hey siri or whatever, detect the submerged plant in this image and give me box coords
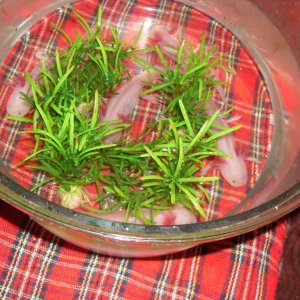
[7,7,239,224]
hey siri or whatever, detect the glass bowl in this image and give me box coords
[0,0,299,257]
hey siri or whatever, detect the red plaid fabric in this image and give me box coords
[0,201,287,299]
[0,0,287,299]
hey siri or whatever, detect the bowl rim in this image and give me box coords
[1,172,299,242]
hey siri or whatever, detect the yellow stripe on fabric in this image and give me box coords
[185,246,202,300]
[252,80,270,163]
[178,2,191,27]
[170,255,186,299]
[241,235,258,300]
[109,258,131,300]
[225,235,246,300]
[30,236,61,300]
[205,173,222,221]
[0,220,35,299]
[78,253,101,299]
[115,0,137,34]
[155,0,168,23]
[16,230,44,298]
[153,255,174,300]
[254,227,274,300]
[96,256,114,298]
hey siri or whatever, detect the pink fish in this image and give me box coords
[149,25,179,61]
[205,100,247,187]
[102,69,160,143]
[6,78,32,117]
[6,51,53,117]
[81,204,197,225]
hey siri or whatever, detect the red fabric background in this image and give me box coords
[0,202,286,300]
[0,201,287,299]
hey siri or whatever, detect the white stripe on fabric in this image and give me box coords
[242,235,258,300]
[78,253,100,300]
[171,256,185,300]
[254,228,274,300]
[17,232,44,298]
[225,235,246,300]
[29,236,60,300]
[154,255,174,300]
[185,247,202,300]
[108,259,130,300]
[0,221,35,299]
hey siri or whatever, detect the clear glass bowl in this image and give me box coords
[0,0,299,257]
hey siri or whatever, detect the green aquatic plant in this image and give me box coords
[8,7,239,223]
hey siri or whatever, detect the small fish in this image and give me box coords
[102,69,160,143]
[6,78,32,117]
[6,51,53,117]
[205,100,248,187]
[149,24,179,61]
[216,134,248,187]
[80,204,197,225]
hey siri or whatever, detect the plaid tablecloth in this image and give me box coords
[0,201,288,299]
[0,0,289,299]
